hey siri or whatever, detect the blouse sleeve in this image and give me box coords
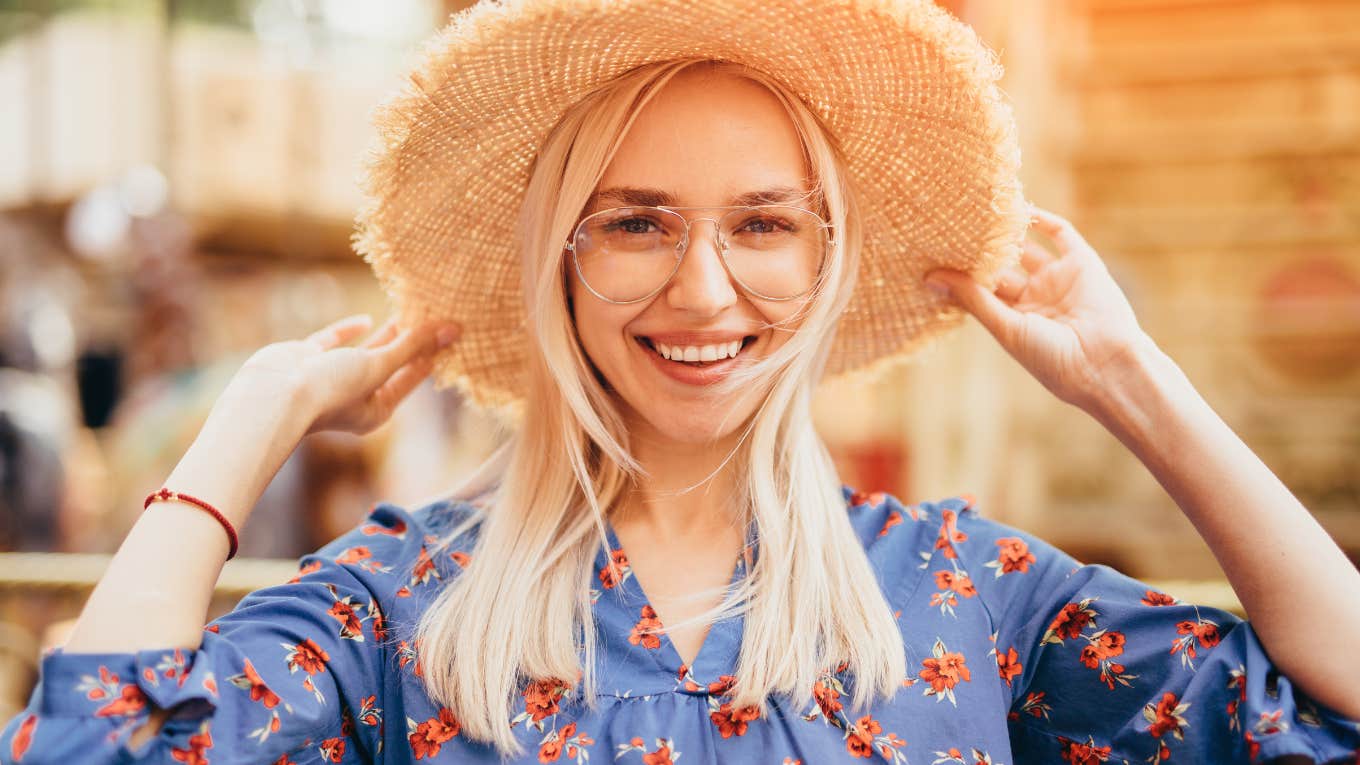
[0,501,423,765]
[934,499,1360,764]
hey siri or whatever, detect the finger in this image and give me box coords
[306,314,373,350]
[1028,206,1092,255]
[368,321,457,389]
[993,265,1029,303]
[370,354,435,418]
[362,316,400,349]
[923,268,1019,346]
[1020,239,1055,272]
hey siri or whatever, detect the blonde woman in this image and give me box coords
[4,2,1359,764]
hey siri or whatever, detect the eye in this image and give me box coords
[611,217,661,235]
[736,215,794,235]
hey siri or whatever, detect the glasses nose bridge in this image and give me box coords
[677,214,728,256]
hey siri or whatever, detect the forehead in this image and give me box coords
[593,68,812,209]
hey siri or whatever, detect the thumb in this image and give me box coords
[924,268,1018,344]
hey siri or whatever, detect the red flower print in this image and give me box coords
[450,550,470,568]
[1042,599,1098,645]
[1244,731,1260,760]
[707,675,736,696]
[271,755,296,765]
[849,490,885,508]
[996,646,1022,687]
[410,546,441,587]
[1011,691,1052,722]
[878,510,903,537]
[361,517,407,537]
[813,679,843,717]
[933,570,977,598]
[334,546,372,565]
[933,510,968,558]
[371,606,388,642]
[409,707,460,759]
[1079,630,1136,690]
[522,678,572,723]
[10,714,35,761]
[919,638,971,705]
[287,559,322,583]
[629,605,664,650]
[988,537,1036,575]
[286,639,330,675]
[539,734,564,762]
[398,640,424,677]
[1144,692,1190,739]
[598,549,631,589]
[356,694,383,727]
[319,736,345,762]
[709,702,760,738]
[1057,735,1112,764]
[642,743,675,765]
[94,684,147,718]
[1171,616,1222,669]
[170,728,213,765]
[845,715,882,758]
[1141,590,1177,606]
[328,600,364,641]
[1079,631,1126,669]
[230,658,281,709]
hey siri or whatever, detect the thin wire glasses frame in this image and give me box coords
[564,204,837,305]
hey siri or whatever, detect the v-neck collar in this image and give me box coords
[592,517,756,694]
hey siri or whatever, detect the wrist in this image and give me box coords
[163,382,313,529]
[1084,333,1194,448]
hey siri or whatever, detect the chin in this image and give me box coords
[628,397,754,446]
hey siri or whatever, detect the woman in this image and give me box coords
[4,1,1358,763]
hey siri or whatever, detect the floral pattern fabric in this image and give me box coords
[2,489,1358,764]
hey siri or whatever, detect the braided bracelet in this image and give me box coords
[143,488,240,560]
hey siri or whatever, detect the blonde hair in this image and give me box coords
[411,58,906,757]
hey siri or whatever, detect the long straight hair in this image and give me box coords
[412,58,906,758]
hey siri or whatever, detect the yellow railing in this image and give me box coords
[0,552,1247,615]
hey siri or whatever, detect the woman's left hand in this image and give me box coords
[922,205,1151,412]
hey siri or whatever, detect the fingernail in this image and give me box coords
[437,325,459,346]
[924,278,949,297]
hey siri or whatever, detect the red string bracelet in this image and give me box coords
[143,489,240,560]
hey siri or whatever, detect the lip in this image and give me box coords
[634,335,753,386]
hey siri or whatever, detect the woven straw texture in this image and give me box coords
[352,0,1029,412]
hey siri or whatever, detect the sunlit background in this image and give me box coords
[1,0,1358,719]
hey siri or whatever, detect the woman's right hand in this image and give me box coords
[233,313,460,438]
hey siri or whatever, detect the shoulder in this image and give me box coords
[285,495,484,606]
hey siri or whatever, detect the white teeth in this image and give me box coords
[649,339,745,363]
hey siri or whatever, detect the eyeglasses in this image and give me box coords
[564,205,835,304]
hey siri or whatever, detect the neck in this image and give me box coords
[613,422,745,543]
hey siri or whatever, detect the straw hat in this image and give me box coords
[352,0,1028,413]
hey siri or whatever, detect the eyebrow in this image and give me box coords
[588,185,819,209]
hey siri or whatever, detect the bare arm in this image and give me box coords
[924,205,1360,722]
[53,314,454,748]
[62,381,310,654]
[1088,334,1360,720]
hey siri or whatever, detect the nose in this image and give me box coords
[665,218,738,316]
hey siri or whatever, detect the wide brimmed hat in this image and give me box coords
[352,0,1028,413]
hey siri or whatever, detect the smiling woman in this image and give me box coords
[3,0,1359,764]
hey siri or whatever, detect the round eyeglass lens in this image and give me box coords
[572,207,685,302]
[718,205,828,300]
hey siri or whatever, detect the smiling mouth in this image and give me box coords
[635,336,756,367]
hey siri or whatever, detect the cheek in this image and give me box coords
[570,288,638,371]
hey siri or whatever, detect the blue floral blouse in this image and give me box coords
[3,489,1358,764]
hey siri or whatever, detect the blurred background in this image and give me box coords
[0,0,1357,719]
